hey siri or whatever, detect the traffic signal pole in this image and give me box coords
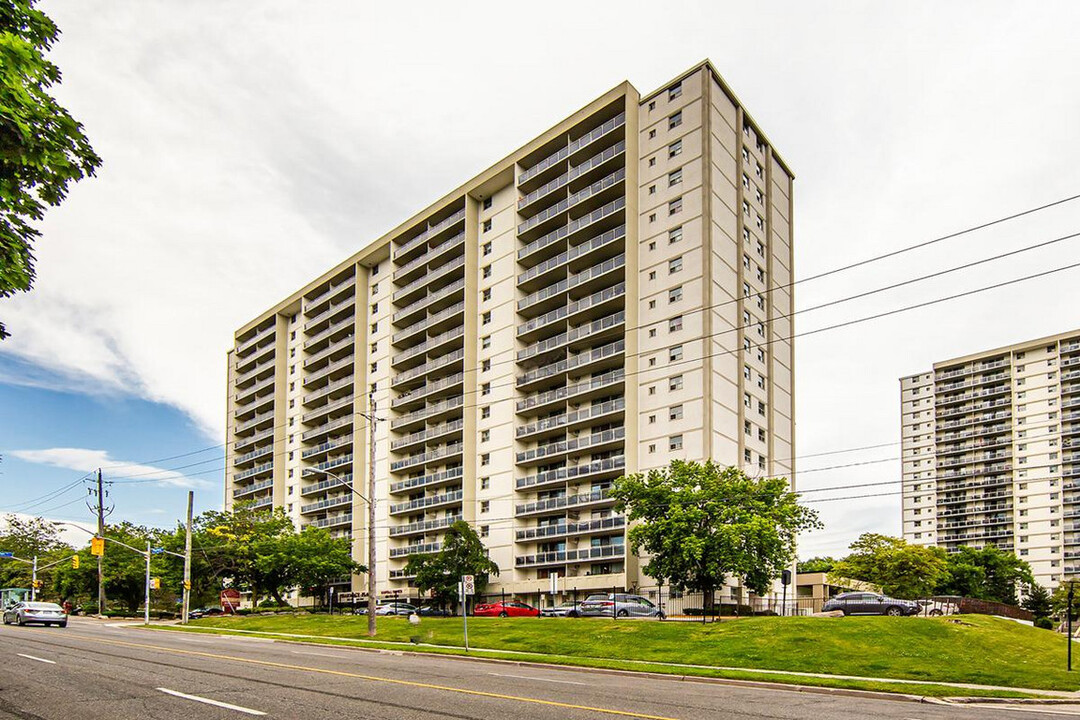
[183,491,193,625]
[96,469,106,615]
[31,556,37,601]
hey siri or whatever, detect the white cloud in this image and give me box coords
[8,448,213,489]
[0,514,95,549]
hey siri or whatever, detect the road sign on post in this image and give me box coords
[462,575,475,595]
[550,572,559,596]
[460,576,474,652]
[0,552,13,558]
[90,537,105,556]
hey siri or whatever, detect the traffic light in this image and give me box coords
[90,537,105,556]
[32,580,43,589]
[183,580,191,591]
[151,578,161,590]
[71,555,80,569]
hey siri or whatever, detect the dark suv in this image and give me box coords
[822,592,920,616]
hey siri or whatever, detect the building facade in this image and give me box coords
[226,60,795,604]
[901,330,1080,589]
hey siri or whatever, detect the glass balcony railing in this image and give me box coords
[515,515,625,542]
[233,478,274,499]
[515,543,625,567]
[390,442,464,472]
[517,368,625,414]
[516,455,626,490]
[389,489,464,516]
[391,349,466,388]
[389,541,442,558]
[389,466,464,495]
[389,513,463,538]
[515,488,614,516]
[390,419,464,451]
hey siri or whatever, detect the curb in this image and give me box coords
[133,625,1025,705]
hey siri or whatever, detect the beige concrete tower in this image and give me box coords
[226,60,796,605]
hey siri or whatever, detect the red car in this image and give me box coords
[472,601,540,618]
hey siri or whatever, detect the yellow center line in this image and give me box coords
[39,630,680,720]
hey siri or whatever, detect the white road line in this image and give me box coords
[488,672,588,686]
[985,708,1080,717]
[156,688,266,716]
[16,653,56,664]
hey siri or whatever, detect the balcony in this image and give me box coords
[392,278,466,326]
[234,340,275,375]
[515,488,615,517]
[252,496,273,510]
[517,282,626,341]
[234,462,273,483]
[234,445,273,467]
[389,466,464,495]
[391,349,465,389]
[391,418,464,452]
[519,203,626,269]
[303,312,356,351]
[389,542,441,559]
[234,427,273,453]
[303,356,354,388]
[515,543,625,568]
[308,453,353,473]
[390,395,464,432]
[515,514,625,542]
[301,436,352,461]
[517,398,626,440]
[233,478,274,499]
[393,325,465,368]
[393,256,465,304]
[235,410,274,434]
[390,489,464,516]
[309,514,353,530]
[301,415,353,442]
[233,391,273,421]
[300,494,352,515]
[394,208,466,262]
[517,311,625,364]
[392,372,464,410]
[516,454,626,491]
[390,442,464,472]
[517,368,625,415]
[303,376,353,406]
[517,111,625,190]
[517,340,625,391]
[301,394,353,424]
[389,513,463,538]
[517,427,626,465]
[234,375,275,403]
[303,335,354,370]
[303,294,355,333]
[236,323,275,357]
[394,231,466,284]
[393,301,465,347]
[935,358,1010,382]
[300,472,353,497]
[305,273,356,310]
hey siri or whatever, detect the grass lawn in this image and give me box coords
[157,613,1076,696]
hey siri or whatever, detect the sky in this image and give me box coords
[1,1,1079,556]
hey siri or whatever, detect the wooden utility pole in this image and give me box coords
[182,490,193,624]
[367,390,378,637]
[96,468,105,615]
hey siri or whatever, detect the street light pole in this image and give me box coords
[303,465,376,635]
[365,391,378,638]
[31,556,37,601]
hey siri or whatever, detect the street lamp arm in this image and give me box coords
[302,468,371,505]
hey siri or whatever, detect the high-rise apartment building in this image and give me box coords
[226,60,795,604]
[901,330,1080,589]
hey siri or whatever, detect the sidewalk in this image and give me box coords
[143,623,1080,699]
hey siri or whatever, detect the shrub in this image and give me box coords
[1035,616,1054,630]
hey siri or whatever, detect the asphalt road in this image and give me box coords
[0,617,1071,720]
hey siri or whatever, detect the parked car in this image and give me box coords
[417,605,452,617]
[375,602,418,616]
[2,601,68,627]
[917,597,961,617]
[822,592,921,616]
[188,607,223,619]
[473,601,540,618]
[579,593,664,618]
[540,601,582,617]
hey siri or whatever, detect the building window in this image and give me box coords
[648,101,656,111]
[669,435,683,451]
[482,196,493,210]
[668,168,683,186]
[481,383,491,396]
[668,82,682,100]
[669,345,683,362]
[482,359,491,372]
[481,500,490,513]
[648,241,656,251]
[482,311,491,324]
[755,162,764,179]
[371,283,378,295]
[668,111,682,129]
[669,375,683,391]
[648,270,657,280]
[648,157,656,167]
[482,219,492,233]
[756,240,765,257]
[648,185,656,195]
[482,265,492,279]
[480,525,489,538]
[648,299,656,309]
[668,139,682,158]
[648,129,656,139]
[668,197,683,215]
[669,226,683,244]
[758,400,766,416]
[480,476,490,489]
[480,430,490,442]
[743,200,750,217]
[481,406,491,419]
[483,242,492,256]
[482,336,491,349]
[744,421,752,435]
[758,428,766,442]
[669,256,683,274]
[648,213,656,222]
[669,405,683,421]
[482,288,492,301]
[744,449,752,462]
[669,315,683,332]
[648,444,656,453]
[649,328,657,338]
[481,454,490,466]
[669,286,682,303]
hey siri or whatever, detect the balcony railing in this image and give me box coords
[516,311,625,363]
[516,455,626,490]
[303,335,354,369]
[236,323,275,356]
[392,278,466,324]
[389,513,463,538]
[516,398,625,439]
[392,373,464,410]
[234,445,273,466]
[393,302,465,346]
[390,395,464,431]
[518,201,626,265]
[391,419,465,451]
[303,376,353,405]
[301,415,353,442]
[517,427,626,464]
[393,325,465,366]
[389,541,442,558]
[515,488,614,516]
[394,208,466,260]
[308,453,353,473]
[234,462,273,482]
[309,514,353,529]
[233,478,274,499]
[389,466,464,494]
[390,442,464,472]
[393,257,465,303]
[301,394,353,424]
[300,472,353,496]
[390,489,464,516]
[303,295,355,332]
[516,515,625,542]
[517,340,625,389]
[515,543,625,567]
[394,231,466,282]
[303,355,354,387]
[301,437,352,460]
[303,313,356,350]
[517,368,625,414]
[300,494,352,515]
[235,410,274,434]
[391,349,465,388]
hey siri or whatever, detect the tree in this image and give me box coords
[51,521,155,612]
[935,545,1034,604]
[199,504,298,605]
[1022,583,1052,620]
[0,514,66,589]
[404,521,499,609]
[797,556,836,574]
[830,534,949,599]
[290,527,365,604]
[611,461,820,604]
[1,0,102,338]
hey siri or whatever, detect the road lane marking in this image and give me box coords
[16,653,55,664]
[157,688,266,716]
[291,650,353,659]
[47,631,678,720]
[489,672,588,686]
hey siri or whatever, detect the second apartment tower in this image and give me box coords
[226,60,795,603]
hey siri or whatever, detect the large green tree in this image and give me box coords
[797,556,836,574]
[51,522,158,612]
[1022,583,1052,620]
[611,461,820,602]
[1,0,101,338]
[0,513,67,590]
[831,533,949,599]
[290,527,365,603]
[935,545,1034,604]
[404,520,499,609]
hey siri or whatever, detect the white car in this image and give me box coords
[3,601,68,627]
[375,602,417,616]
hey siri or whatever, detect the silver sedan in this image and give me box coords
[2,602,68,627]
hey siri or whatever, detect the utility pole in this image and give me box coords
[182,490,193,624]
[367,390,378,638]
[96,468,105,615]
[30,556,37,601]
[144,540,151,626]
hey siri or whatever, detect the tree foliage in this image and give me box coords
[51,521,160,612]
[797,556,836,574]
[1,0,101,338]
[612,461,820,598]
[0,513,66,588]
[1022,583,1052,620]
[935,545,1034,605]
[404,520,499,608]
[830,533,949,599]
